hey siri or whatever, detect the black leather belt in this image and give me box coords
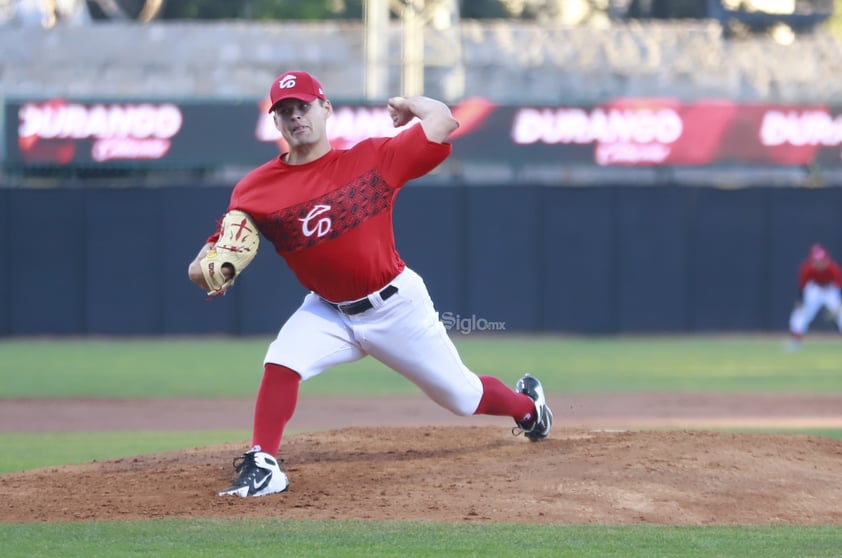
[323,285,398,315]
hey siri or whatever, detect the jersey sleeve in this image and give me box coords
[797,262,811,290]
[832,262,842,288]
[376,123,452,187]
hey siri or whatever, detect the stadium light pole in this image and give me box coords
[364,0,389,100]
[365,0,463,102]
[401,0,424,97]
[397,0,463,101]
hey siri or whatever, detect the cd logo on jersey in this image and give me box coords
[299,204,332,238]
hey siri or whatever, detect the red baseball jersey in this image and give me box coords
[798,257,842,290]
[207,123,450,302]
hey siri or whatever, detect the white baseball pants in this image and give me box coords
[789,281,842,334]
[263,267,484,416]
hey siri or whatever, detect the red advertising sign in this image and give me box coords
[6,98,279,168]
[16,100,182,164]
[5,96,842,170]
[505,99,841,166]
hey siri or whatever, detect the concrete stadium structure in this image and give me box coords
[1,19,841,104]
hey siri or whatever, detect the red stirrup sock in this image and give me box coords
[474,375,535,424]
[250,363,301,456]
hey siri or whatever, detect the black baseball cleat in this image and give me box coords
[218,447,289,497]
[513,374,553,442]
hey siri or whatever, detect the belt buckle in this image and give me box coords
[337,295,370,315]
[332,286,395,315]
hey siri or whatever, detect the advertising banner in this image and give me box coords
[5,96,842,169]
[6,99,277,167]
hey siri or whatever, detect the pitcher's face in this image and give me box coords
[273,99,331,148]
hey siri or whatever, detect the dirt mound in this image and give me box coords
[3,426,842,524]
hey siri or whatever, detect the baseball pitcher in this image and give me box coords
[188,71,553,498]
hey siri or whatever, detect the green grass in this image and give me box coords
[1,520,841,558]
[1,335,840,397]
[720,428,842,441]
[0,431,248,473]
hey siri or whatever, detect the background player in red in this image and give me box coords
[187,70,553,497]
[787,243,842,351]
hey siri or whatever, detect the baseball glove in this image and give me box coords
[199,210,260,296]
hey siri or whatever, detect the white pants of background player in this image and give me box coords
[263,267,484,415]
[789,281,842,335]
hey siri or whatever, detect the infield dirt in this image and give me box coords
[2,393,842,524]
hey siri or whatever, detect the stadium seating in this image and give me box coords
[0,20,840,103]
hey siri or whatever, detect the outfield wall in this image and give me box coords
[1,184,841,336]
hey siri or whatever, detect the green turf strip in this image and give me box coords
[1,336,841,397]
[1,521,841,558]
[0,431,248,474]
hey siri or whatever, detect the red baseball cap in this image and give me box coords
[810,243,828,261]
[268,71,326,113]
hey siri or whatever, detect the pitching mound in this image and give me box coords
[2,426,841,524]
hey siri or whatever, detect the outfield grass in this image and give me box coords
[1,335,840,397]
[0,431,248,473]
[1,335,841,556]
